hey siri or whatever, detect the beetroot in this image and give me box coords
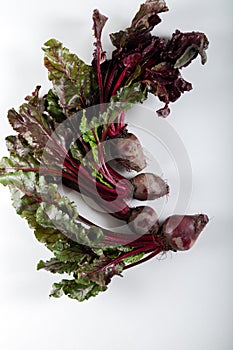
[131,173,169,200]
[161,214,209,251]
[108,133,146,172]
[128,206,159,235]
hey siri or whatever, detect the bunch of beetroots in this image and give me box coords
[0,0,209,301]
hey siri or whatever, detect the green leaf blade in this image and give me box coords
[43,39,98,110]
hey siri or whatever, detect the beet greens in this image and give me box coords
[0,0,209,301]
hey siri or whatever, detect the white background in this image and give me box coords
[0,1,232,349]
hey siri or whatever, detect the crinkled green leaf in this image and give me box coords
[36,196,98,246]
[7,88,53,151]
[51,240,91,263]
[0,154,38,177]
[74,258,124,287]
[4,89,79,179]
[102,82,146,125]
[50,279,107,301]
[0,170,37,193]
[43,39,97,110]
[34,226,66,249]
[6,88,75,174]
[37,258,80,275]
[1,136,40,175]
[36,203,78,238]
[86,226,105,245]
[38,236,125,298]
[111,81,146,107]
[9,175,67,245]
[6,135,32,157]
[8,185,67,249]
[0,171,59,202]
[36,198,106,248]
[45,89,66,123]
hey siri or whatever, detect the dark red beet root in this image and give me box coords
[161,214,209,251]
[128,206,159,235]
[108,133,146,172]
[131,173,169,200]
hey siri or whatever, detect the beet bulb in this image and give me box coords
[161,214,209,251]
[108,133,146,172]
[131,173,169,200]
[128,206,159,235]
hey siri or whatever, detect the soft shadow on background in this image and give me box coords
[0,1,232,349]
